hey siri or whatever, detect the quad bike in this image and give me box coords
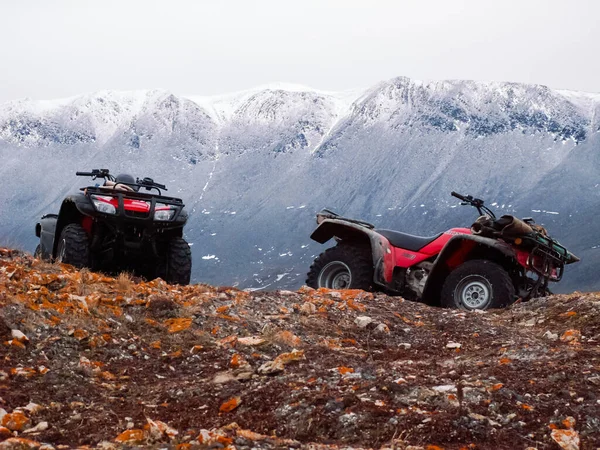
[35,169,192,285]
[307,192,579,310]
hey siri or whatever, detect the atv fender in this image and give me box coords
[421,235,517,306]
[310,219,392,287]
[52,194,95,257]
[37,214,58,259]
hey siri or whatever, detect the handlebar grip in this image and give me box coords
[451,191,467,201]
[76,171,93,176]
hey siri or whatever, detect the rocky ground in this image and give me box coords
[0,248,598,449]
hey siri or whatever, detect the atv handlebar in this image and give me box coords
[451,191,496,219]
[76,170,168,194]
[76,169,115,181]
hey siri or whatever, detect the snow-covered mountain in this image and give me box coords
[1,77,599,293]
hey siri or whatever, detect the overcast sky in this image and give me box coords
[1,0,599,103]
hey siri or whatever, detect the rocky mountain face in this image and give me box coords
[0,78,598,292]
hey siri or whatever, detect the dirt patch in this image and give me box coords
[0,248,598,449]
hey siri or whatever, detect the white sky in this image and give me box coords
[1,0,599,103]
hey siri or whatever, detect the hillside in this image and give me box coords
[1,248,598,449]
[0,77,599,294]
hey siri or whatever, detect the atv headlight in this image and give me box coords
[154,204,176,221]
[91,195,116,214]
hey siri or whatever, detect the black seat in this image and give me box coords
[375,229,443,252]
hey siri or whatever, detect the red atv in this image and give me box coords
[307,192,579,310]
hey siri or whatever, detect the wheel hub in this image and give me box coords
[457,278,492,309]
[318,261,352,289]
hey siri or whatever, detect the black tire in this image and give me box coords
[34,244,42,259]
[441,259,515,310]
[162,237,192,285]
[56,224,90,268]
[306,244,373,290]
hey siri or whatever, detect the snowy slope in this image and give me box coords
[0,77,599,292]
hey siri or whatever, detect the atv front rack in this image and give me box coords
[82,186,185,225]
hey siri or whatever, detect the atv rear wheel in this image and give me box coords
[160,237,192,285]
[56,224,90,268]
[441,259,515,310]
[306,245,373,290]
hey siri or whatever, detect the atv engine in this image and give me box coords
[406,261,433,297]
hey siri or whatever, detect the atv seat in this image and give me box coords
[376,229,443,252]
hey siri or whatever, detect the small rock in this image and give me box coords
[23,421,48,434]
[213,372,236,384]
[114,429,145,444]
[11,330,28,344]
[587,376,600,386]
[0,438,43,449]
[22,403,43,415]
[375,323,390,334]
[257,360,285,375]
[446,342,462,349]
[551,428,580,450]
[234,371,254,381]
[432,385,456,393]
[237,336,265,346]
[300,302,317,315]
[543,331,559,341]
[2,411,30,431]
[560,329,581,342]
[355,316,373,328]
[146,418,178,440]
[399,343,411,349]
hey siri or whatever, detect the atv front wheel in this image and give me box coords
[441,259,515,310]
[56,224,90,268]
[160,237,192,285]
[34,244,42,259]
[306,245,373,290]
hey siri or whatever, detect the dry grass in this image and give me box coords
[75,268,91,296]
[116,272,133,294]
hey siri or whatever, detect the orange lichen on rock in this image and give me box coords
[560,329,581,343]
[10,367,36,378]
[551,428,580,450]
[164,318,192,333]
[219,396,242,413]
[114,429,145,444]
[1,411,30,431]
[337,366,354,375]
[275,330,303,347]
[0,438,42,449]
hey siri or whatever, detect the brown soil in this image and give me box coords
[0,248,598,449]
